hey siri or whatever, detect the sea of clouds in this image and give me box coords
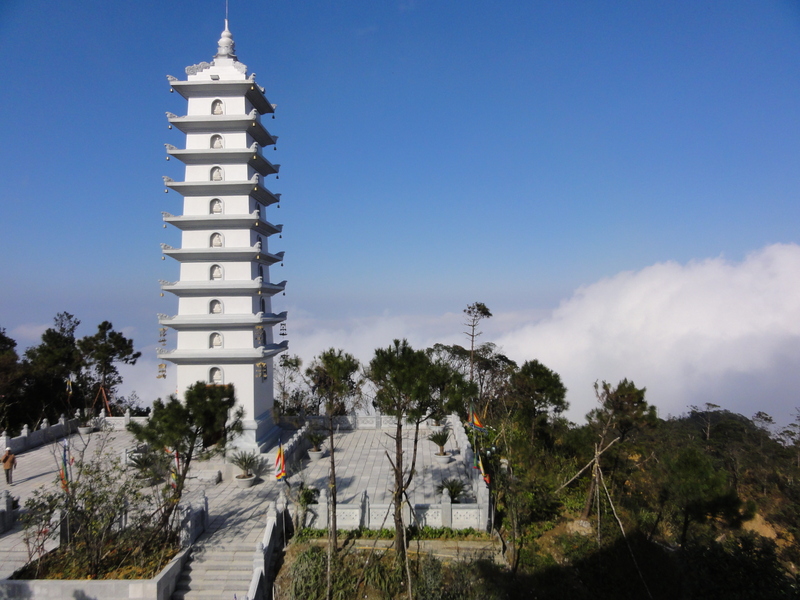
[113,243,800,429]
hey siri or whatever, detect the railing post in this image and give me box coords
[317,488,328,531]
[441,493,452,528]
[362,490,370,530]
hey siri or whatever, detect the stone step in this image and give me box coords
[176,576,252,590]
[192,542,256,553]
[172,588,249,600]
[184,556,253,573]
[177,573,251,587]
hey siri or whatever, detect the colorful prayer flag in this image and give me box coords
[467,405,486,433]
[478,453,490,485]
[275,442,286,480]
[59,439,71,492]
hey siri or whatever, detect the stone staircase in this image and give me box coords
[172,542,255,600]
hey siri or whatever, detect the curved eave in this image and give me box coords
[160,280,287,297]
[167,148,279,176]
[159,311,288,330]
[162,213,281,236]
[168,115,276,146]
[163,248,284,264]
[159,342,289,365]
[165,180,280,206]
[170,80,274,115]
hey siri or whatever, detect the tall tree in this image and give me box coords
[582,379,654,519]
[128,382,243,532]
[429,342,516,419]
[463,302,492,385]
[78,321,141,414]
[509,359,568,444]
[305,348,362,600]
[662,445,740,546]
[22,312,85,427]
[368,340,438,564]
[0,328,23,431]
[274,354,311,416]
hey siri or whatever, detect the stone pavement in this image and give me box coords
[0,424,474,596]
[297,427,474,505]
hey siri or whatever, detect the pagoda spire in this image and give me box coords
[216,20,237,59]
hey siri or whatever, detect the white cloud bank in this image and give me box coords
[119,243,800,428]
[495,243,800,425]
[287,243,800,426]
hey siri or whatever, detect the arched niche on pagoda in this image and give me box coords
[209,332,223,349]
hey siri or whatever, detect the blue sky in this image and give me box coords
[2,1,800,426]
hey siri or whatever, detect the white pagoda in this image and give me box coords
[158,22,288,450]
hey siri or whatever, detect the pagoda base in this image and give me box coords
[229,409,281,452]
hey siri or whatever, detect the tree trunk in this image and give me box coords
[581,460,597,520]
[393,418,406,563]
[680,511,690,547]
[327,416,336,600]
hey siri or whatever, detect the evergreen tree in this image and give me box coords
[128,382,243,532]
[77,320,141,414]
[21,312,85,428]
[306,348,362,600]
[368,340,439,563]
[0,327,23,431]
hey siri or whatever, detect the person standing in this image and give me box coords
[2,448,16,485]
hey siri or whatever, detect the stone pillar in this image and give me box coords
[441,493,452,528]
[125,409,132,426]
[0,490,11,533]
[0,432,8,452]
[41,418,49,430]
[362,490,370,529]
[266,500,278,525]
[59,414,67,427]
[402,500,412,529]
[317,488,328,531]
[253,542,266,575]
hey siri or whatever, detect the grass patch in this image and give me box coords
[274,542,507,600]
[12,534,179,580]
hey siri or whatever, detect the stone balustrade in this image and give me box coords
[0,415,79,456]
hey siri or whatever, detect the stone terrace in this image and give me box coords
[0,422,479,594]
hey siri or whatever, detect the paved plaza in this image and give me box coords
[297,426,474,505]
[0,423,474,594]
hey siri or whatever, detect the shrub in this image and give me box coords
[230,449,263,478]
[307,431,326,452]
[436,478,466,502]
[428,429,451,455]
